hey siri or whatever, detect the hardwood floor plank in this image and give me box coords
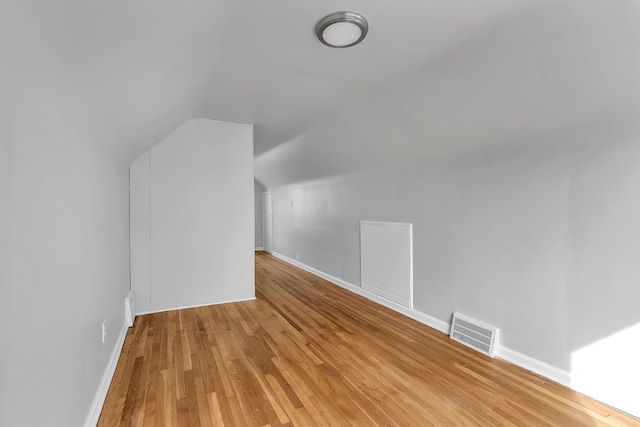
[99,252,640,426]
[120,356,144,423]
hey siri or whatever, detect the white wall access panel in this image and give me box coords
[360,221,413,308]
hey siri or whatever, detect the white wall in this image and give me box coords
[261,116,640,421]
[255,181,264,249]
[254,1,640,417]
[130,152,151,314]
[131,118,254,313]
[262,135,574,361]
[566,129,640,414]
[0,8,130,425]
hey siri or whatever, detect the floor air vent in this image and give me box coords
[450,313,499,357]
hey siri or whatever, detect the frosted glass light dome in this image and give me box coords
[316,12,368,48]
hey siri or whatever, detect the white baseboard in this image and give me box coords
[271,251,574,389]
[135,297,257,316]
[272,252,450,335]
[255,246,264,251]
[496,346,571,387]
[83,319,129,427]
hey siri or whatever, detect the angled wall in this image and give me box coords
[131,118,254,313]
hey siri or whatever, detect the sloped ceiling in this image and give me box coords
[255,0,640,188]
[5,0,640,178]
[4,0,542,161]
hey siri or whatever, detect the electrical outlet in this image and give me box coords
[102,320,107,343]
[296,252,299,260]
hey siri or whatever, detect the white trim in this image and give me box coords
[496,346,571,387]
[135,297,257,316]
[362,282,411,308]
[83,319,129,427]
[360,220,413,228]
[272,251,450,335]
[262,191,273,254]
[255,247,264,251]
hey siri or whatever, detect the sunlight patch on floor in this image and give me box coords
[571,321,640,418]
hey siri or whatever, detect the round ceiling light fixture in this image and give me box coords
[316,11,368,48]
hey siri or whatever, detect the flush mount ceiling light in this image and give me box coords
[316,11,368,48]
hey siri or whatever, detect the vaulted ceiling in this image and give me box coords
[4,0,640,181]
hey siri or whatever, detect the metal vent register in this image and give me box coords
[450,313,499,357]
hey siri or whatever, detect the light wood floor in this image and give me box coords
[99,252,640,426]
